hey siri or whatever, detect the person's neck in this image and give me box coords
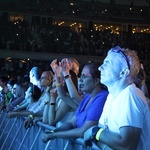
[90,86,101,98]
[43,86,51,92]
[32,80,41,88]
[27,97,34,103]
[108,80,132,98]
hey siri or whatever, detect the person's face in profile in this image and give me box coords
[29,71,34,84]
[79,66,95,93]
[25,87,32,100]
[12,84,17,97]
[40,72,51,87]
[99,53,122,86]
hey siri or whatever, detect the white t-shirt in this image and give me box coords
[99,83,150,150]
[29,91,50,114]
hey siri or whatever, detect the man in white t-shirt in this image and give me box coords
[84,46,150,150]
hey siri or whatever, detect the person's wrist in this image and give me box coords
[55,83,61,87]
[50,99,55,103]
[55,74,61,78]
[29,114,34,120]
[91,126,100,140]
[50,102,55,106]
[64,74,71,80]
[63,71,70,77]
[95,128,104,141]
[52,132,56,138]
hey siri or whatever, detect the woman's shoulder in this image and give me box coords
[97,89,109,97]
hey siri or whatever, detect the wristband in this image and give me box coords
[96,128,104,141]
[64,74,70,79]
[50,103,55,105]
[29,114,34,120]
[91,126,100,139]
[50,130,54,133]
[56,83,61,87]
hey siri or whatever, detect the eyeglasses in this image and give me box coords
[110,46,130,70]
[80,74,93,79]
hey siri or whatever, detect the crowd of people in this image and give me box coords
[0,19,150,82]
[0,46,150,149]
[0,1,150,149]
[0,0,149,20]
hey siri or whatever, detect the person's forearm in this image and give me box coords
[55,76,67,99]
[16,110,31,117]
[43,104,49,124]
[48,102,56,125]
[54,122,74,132]
[98,129,130,150]
[56,77,78,109]
[32,110,43,117]
[64,76,81,104]
[54,126,83,139]
[17,102,29,110]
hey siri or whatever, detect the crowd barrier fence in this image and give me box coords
[0,111,100,150]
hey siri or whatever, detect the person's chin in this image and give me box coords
[100,79,104,84]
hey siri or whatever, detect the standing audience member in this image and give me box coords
[42,62,108,142]
[134,68,150,99]
[134,67,150,109]
[5,78,16,106]
[83,46,150,150]
[6,83,27,112]
[22,74,31,90]
[7,85,41,118]
[50,58,79,109]
[23,71,53,128]
[7,79,17,94]
[29,66,42,90]
[0,76,11,111]
[42,75,73,126]
[68,57,80,77]
[42,58,79,126]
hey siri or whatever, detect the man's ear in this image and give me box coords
[119,69,130,77]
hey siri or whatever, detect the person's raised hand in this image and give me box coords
[50,59,62,77]
[60,58,71,76]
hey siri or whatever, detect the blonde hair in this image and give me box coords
[43,71,54,85]
[121,48,140,79]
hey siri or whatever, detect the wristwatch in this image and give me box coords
[91,126,100,140]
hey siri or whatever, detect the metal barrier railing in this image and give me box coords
[0,112,100,150]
